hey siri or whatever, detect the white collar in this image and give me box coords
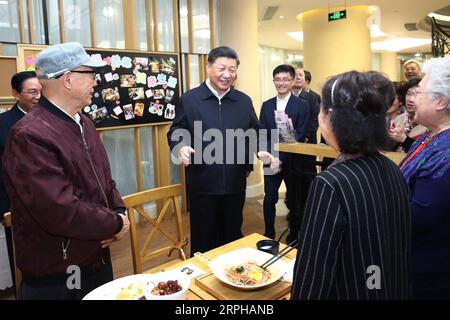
[277,92,291,102]
[206,79,230,100]
[48,100,83,133]
[16,104,27,115]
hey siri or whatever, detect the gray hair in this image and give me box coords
[403,59,422,70]
[423,57,450,110]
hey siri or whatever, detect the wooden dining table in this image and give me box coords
[276,142,406,165]
[144,233,297,300]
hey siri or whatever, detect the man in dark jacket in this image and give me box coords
[0,71,41,293]
[259,64,310,239]
[2,42,130,300]
[168,46,263,256]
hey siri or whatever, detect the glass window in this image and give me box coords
[181,54,187,92]
[0,0,20,42]
[157,0,174,52]
[31,0,45,44]
[179,0,188,53]
[192,0,210,54]
[1,43,18,56]
[135,0,147,51]
[189,54,200,89]
[102,129,138,196]
[64,0,91,46]
[47,0,60,44]
[94,0,125,49]
[22,0,30,43]
[170,156,181,184]
[140,127,155,190]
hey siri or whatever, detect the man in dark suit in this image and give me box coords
[304,70,321,105]
[292,67,319,143]
[259,64,310,239]
[168,46,262,256]
[0,71,41,292]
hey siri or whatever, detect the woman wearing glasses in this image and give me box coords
[399,57,450,299]
[291,71,411,300]
[389,77,427,152]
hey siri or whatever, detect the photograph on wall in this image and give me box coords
[80,49,181,128]
[120,75,137,88]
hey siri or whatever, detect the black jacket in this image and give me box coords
[0,104,24,218]
[297,90,320,144]
[167,83,259,195]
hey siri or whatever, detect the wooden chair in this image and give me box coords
[122,184,188,274]
[3,212,21,298]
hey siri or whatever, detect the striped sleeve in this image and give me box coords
[291,176,347,300]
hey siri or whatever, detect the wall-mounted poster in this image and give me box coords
[16,45,181,129]
[84,49,180,128]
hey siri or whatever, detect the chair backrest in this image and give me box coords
[122,184,188,274]
[3,212,22,298]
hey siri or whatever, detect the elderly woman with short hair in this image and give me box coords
[399,57,450,299]
[291,71,411,300]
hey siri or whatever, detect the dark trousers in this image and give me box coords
[286,155,317,244]
[19,259,113,300]
[188,192,245,257]
[263,170,287,239]
[4,225,16,289]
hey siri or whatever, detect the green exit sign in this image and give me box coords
[328,10,347,21]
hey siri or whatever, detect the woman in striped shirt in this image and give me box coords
[291,71,411,300]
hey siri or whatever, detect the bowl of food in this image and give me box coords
[144,270,191,300]
[209,247,287,290]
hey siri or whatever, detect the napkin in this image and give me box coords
[282,259,296,283]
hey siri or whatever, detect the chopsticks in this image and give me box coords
[260,240,298,270]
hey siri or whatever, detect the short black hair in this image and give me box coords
[273,64,295,79]
[11,71,37,92]
[304,70,312,83]
[207,46,240,66]
[321,71,395,154]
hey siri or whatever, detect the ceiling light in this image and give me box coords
[286,32,303,42]
[279,15,284,19]
[371,38,431,52]
[0,0,9,4]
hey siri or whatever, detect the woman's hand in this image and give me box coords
[388,127,407,143]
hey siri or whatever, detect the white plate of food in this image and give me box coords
[82,271,190,300]
[83,274,152,300]
[209,247,287,290]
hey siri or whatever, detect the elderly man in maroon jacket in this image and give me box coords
[2,42,130,300]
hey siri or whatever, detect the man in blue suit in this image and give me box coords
[0,71,41,293]
[259,65,310,239]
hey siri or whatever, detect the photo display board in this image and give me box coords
[17,45,180,129]
[86,49,180,128]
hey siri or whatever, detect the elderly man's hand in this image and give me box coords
[101,214,130,248]
[179,146,195,166]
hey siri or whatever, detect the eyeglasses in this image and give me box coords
[55,70,97,80]
[70,70,97,80]
[408,89,440,99]
[273,78,292,83]
[22,89,41,97]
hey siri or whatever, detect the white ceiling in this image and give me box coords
[257,0,450,53]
